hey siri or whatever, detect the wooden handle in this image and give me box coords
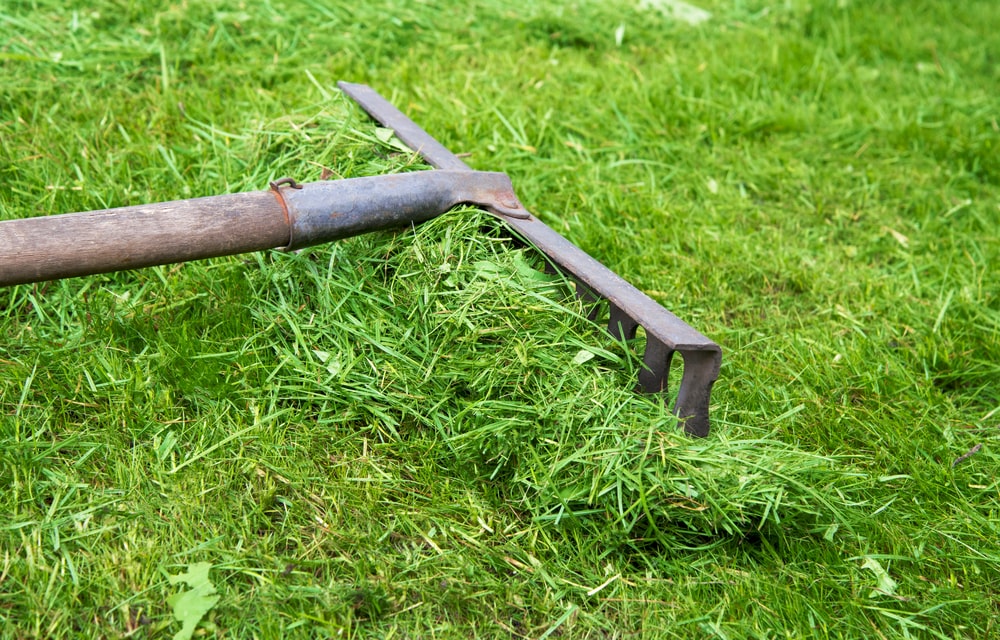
[0,192,290,286]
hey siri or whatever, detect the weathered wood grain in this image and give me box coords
[0,191,289,286]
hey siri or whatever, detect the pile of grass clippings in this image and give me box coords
[248,203,859,542]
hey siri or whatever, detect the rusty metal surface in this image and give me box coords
[277,170,527,250]
[339,81,721,437]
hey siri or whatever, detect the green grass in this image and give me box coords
[2,0,999,637]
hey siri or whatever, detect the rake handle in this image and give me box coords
[0,171,523,287]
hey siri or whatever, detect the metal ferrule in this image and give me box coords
[278,170,527,251]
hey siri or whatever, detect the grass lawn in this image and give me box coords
[2,0,999,637]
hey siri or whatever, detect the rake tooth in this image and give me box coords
[637,336,674,396]
[607,303,639,341]
[575,282,602,321]
[672,350,718,438]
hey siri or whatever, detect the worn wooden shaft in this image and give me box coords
[0,191,288,287]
